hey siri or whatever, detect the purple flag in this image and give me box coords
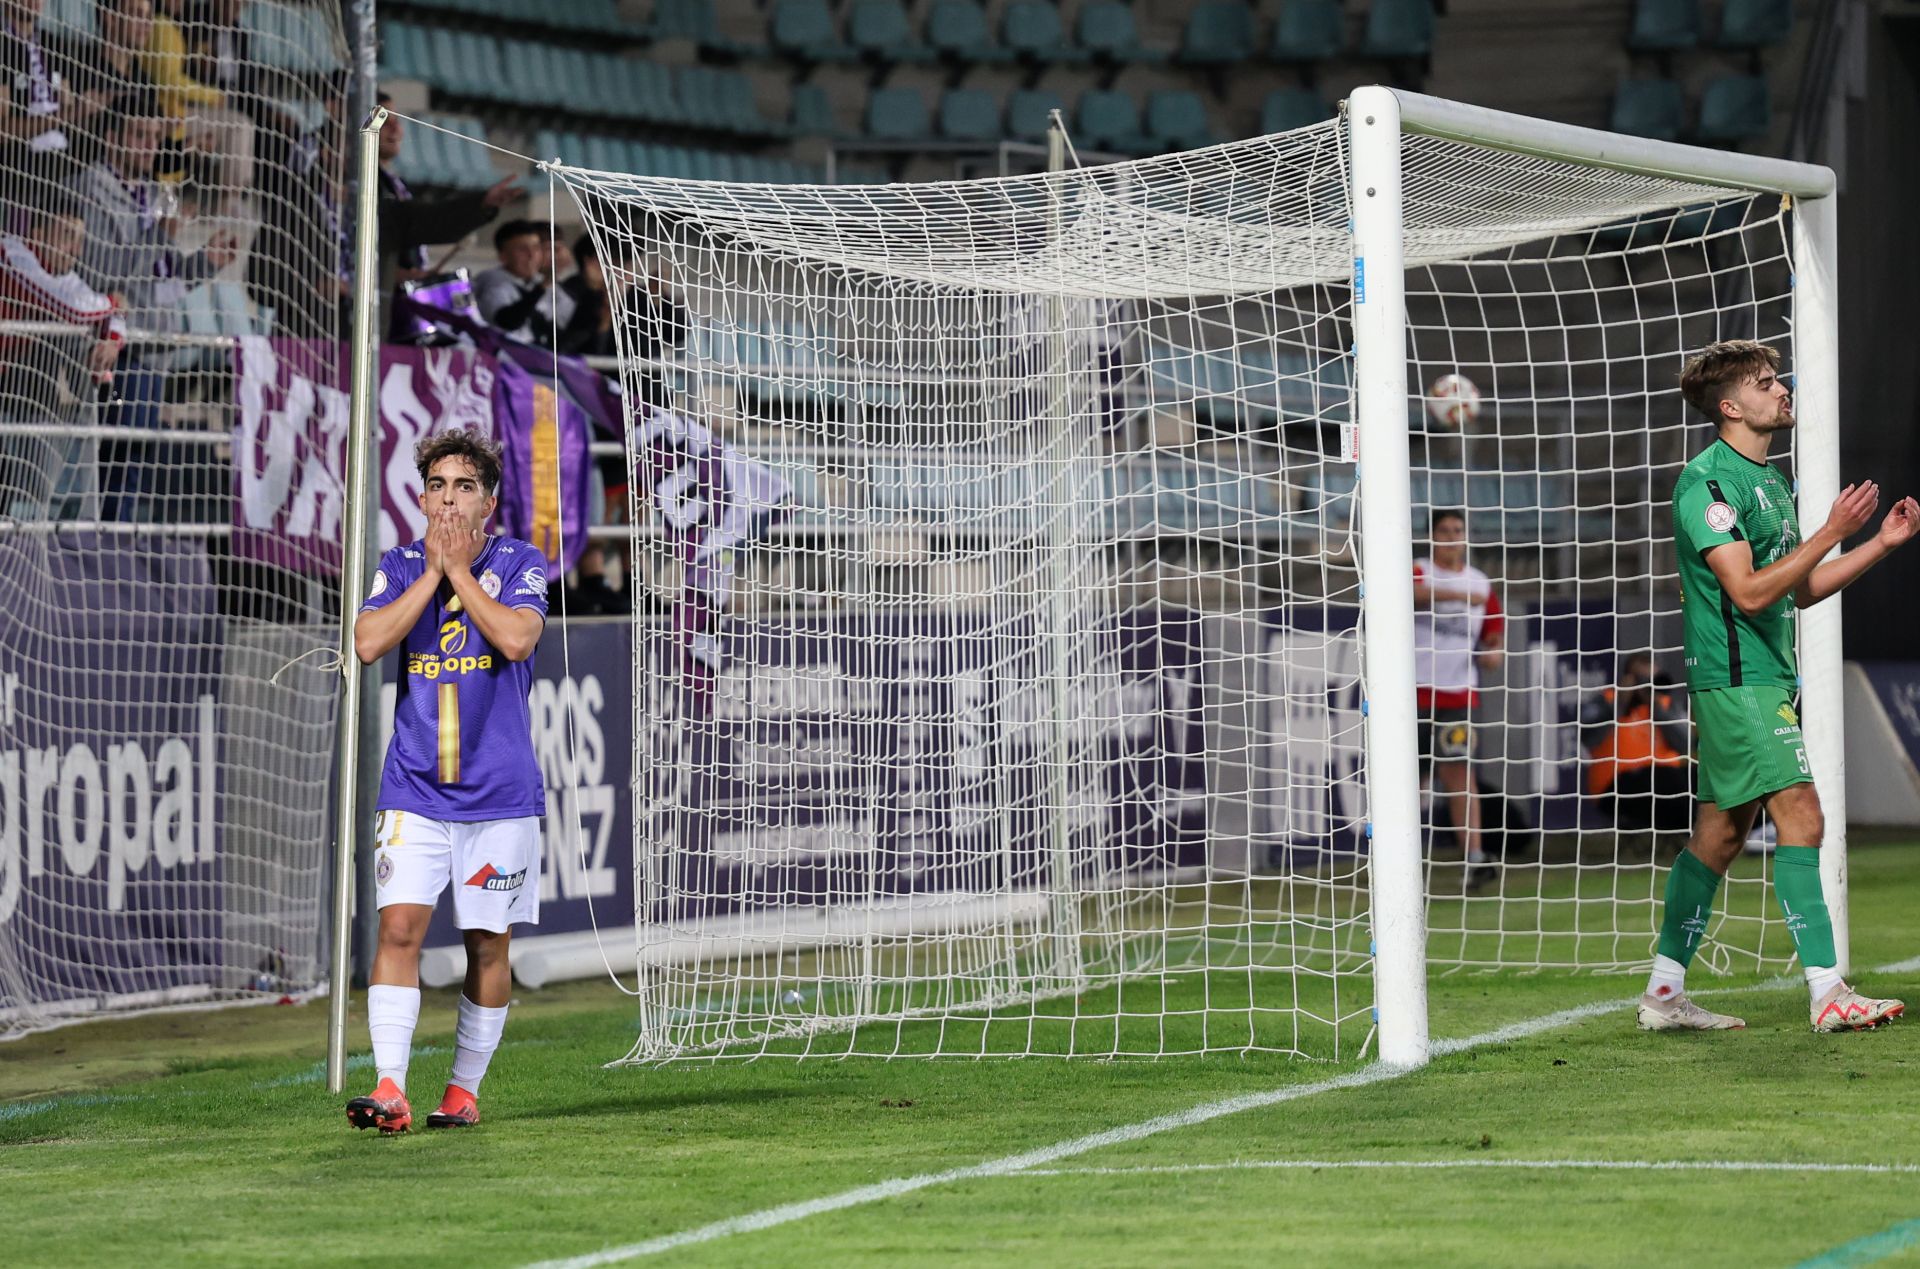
[492,352,592,573]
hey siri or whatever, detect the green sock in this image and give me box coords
[1656,849,1724,966]
[1772,845,1838,970]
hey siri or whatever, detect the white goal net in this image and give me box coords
[548,90,1834,1063]
[0,0,348,1038]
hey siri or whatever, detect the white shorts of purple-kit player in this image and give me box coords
[373,810,541,933]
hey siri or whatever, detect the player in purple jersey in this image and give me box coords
[344,429,548,1134]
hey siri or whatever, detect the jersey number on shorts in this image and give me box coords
[438,683,460,783]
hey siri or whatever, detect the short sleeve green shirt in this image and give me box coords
[1670,439,1800,690]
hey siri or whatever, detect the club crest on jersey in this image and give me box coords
[376,853,393,886]
[1777,701,1799,726]
[439,619,469,655]
[464,863,527,892]
[1705,501,1737,533]
[480,569,502,599]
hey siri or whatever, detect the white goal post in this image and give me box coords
[447,85,1850,1073]
[1350,87,1843,1065]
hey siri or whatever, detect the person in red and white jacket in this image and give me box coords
[1413,508,1505,866]
[1,195,122,514]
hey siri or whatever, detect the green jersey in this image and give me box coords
[1671,439,1800,690]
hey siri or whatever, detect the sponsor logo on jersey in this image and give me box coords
[368,571,388,600]
[376,853,393,886]
[1754,486,1771,510]
[480,569,501,599]
[440,619,468,655]
[1777,701,1798,726]
[1705,501,1737,533]
[464,863,527,892]
[407,651,494,679]
[513,567,547,599]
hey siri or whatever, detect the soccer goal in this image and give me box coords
[544,87,1840,1068]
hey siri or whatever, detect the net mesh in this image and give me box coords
[546,108,1801,1062]
[0,0,347,1038]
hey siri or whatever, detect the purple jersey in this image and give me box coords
[360,535,549,821]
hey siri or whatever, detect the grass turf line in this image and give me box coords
[0,837,1915,1267]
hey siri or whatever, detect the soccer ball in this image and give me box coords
[1426,373,1482,430]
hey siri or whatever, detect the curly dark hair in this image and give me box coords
[1679,339,1781,425]
[414,428,503,496]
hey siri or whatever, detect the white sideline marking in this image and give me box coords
[522,951,1919,1269]
[1016,1158,1920,1179]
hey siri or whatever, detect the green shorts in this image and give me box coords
[1692,685,1812,809]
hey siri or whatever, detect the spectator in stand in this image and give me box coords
[0,193,123,516]
[1582,651,1693,835]
[77,93,237,518]
[58,0,163,165]
[375,93,520,293]
[249,79,344,338]
[475,219,572,347]
[1,0,80,208]
[142,0,272,191]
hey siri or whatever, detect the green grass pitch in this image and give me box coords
[4,836,1918,1267]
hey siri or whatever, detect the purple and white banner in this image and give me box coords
[0,535,226,1002]
[231,337,593,575]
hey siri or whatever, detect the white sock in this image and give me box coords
[1805,964,1844,1001]
[367,983,421,1091]
[448,995,509,1096]
[1646,954,1687,1001]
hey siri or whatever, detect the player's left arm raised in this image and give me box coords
[438,512,544,661]
[1795,494,1920,607]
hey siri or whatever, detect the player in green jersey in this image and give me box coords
[1640,339,1919,1034]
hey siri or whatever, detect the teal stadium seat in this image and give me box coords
[1718,0,1792,49]
[925,0,1010,62]
[649,0,756,53]
[938,88,1002,142]
[1610,78,1684,141]
[1076,2,1167,65]
[1271,0,1345,62]
[1362,0,1433,58]
[848,0,933,62]
[1144,91,1212,152]
[1177,1,1255,65]
[243,2,344,73]
[1001,1,1081,63]
[1627,0,1699,51]
[1260,88,1331,133]
[865,86,931,141]
[1006,88,1066,143]
[378,22,427,82]
[1694,74,1771,144]
[789,83,839,137]
[1076,90,1150,154]
[771,0,855,61]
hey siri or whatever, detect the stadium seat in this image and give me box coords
[1362,0,1434,58]
[649,0,757,54]
[865,86,931,141]
[848,0,933,61]
[243,2,344,74]
[1626,0,1700,51]
[1694,74,1771,143]
[789,83,839,137]
[1177,1,1256,65]
[1259,88,1333,133]
[1006,88,1066,143]
[1610,78,1685,141]
[1144,91,1212,152]
[938,88,1002,142]
[1076,90,1151,154]
[925,0,1011,62]
[378,22,427,82]
[1717,0,1792,49]
[1076,2,1167,65]
[1271,0,1346,62]
[1001,1,1081,63]
[770,0,855,61]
